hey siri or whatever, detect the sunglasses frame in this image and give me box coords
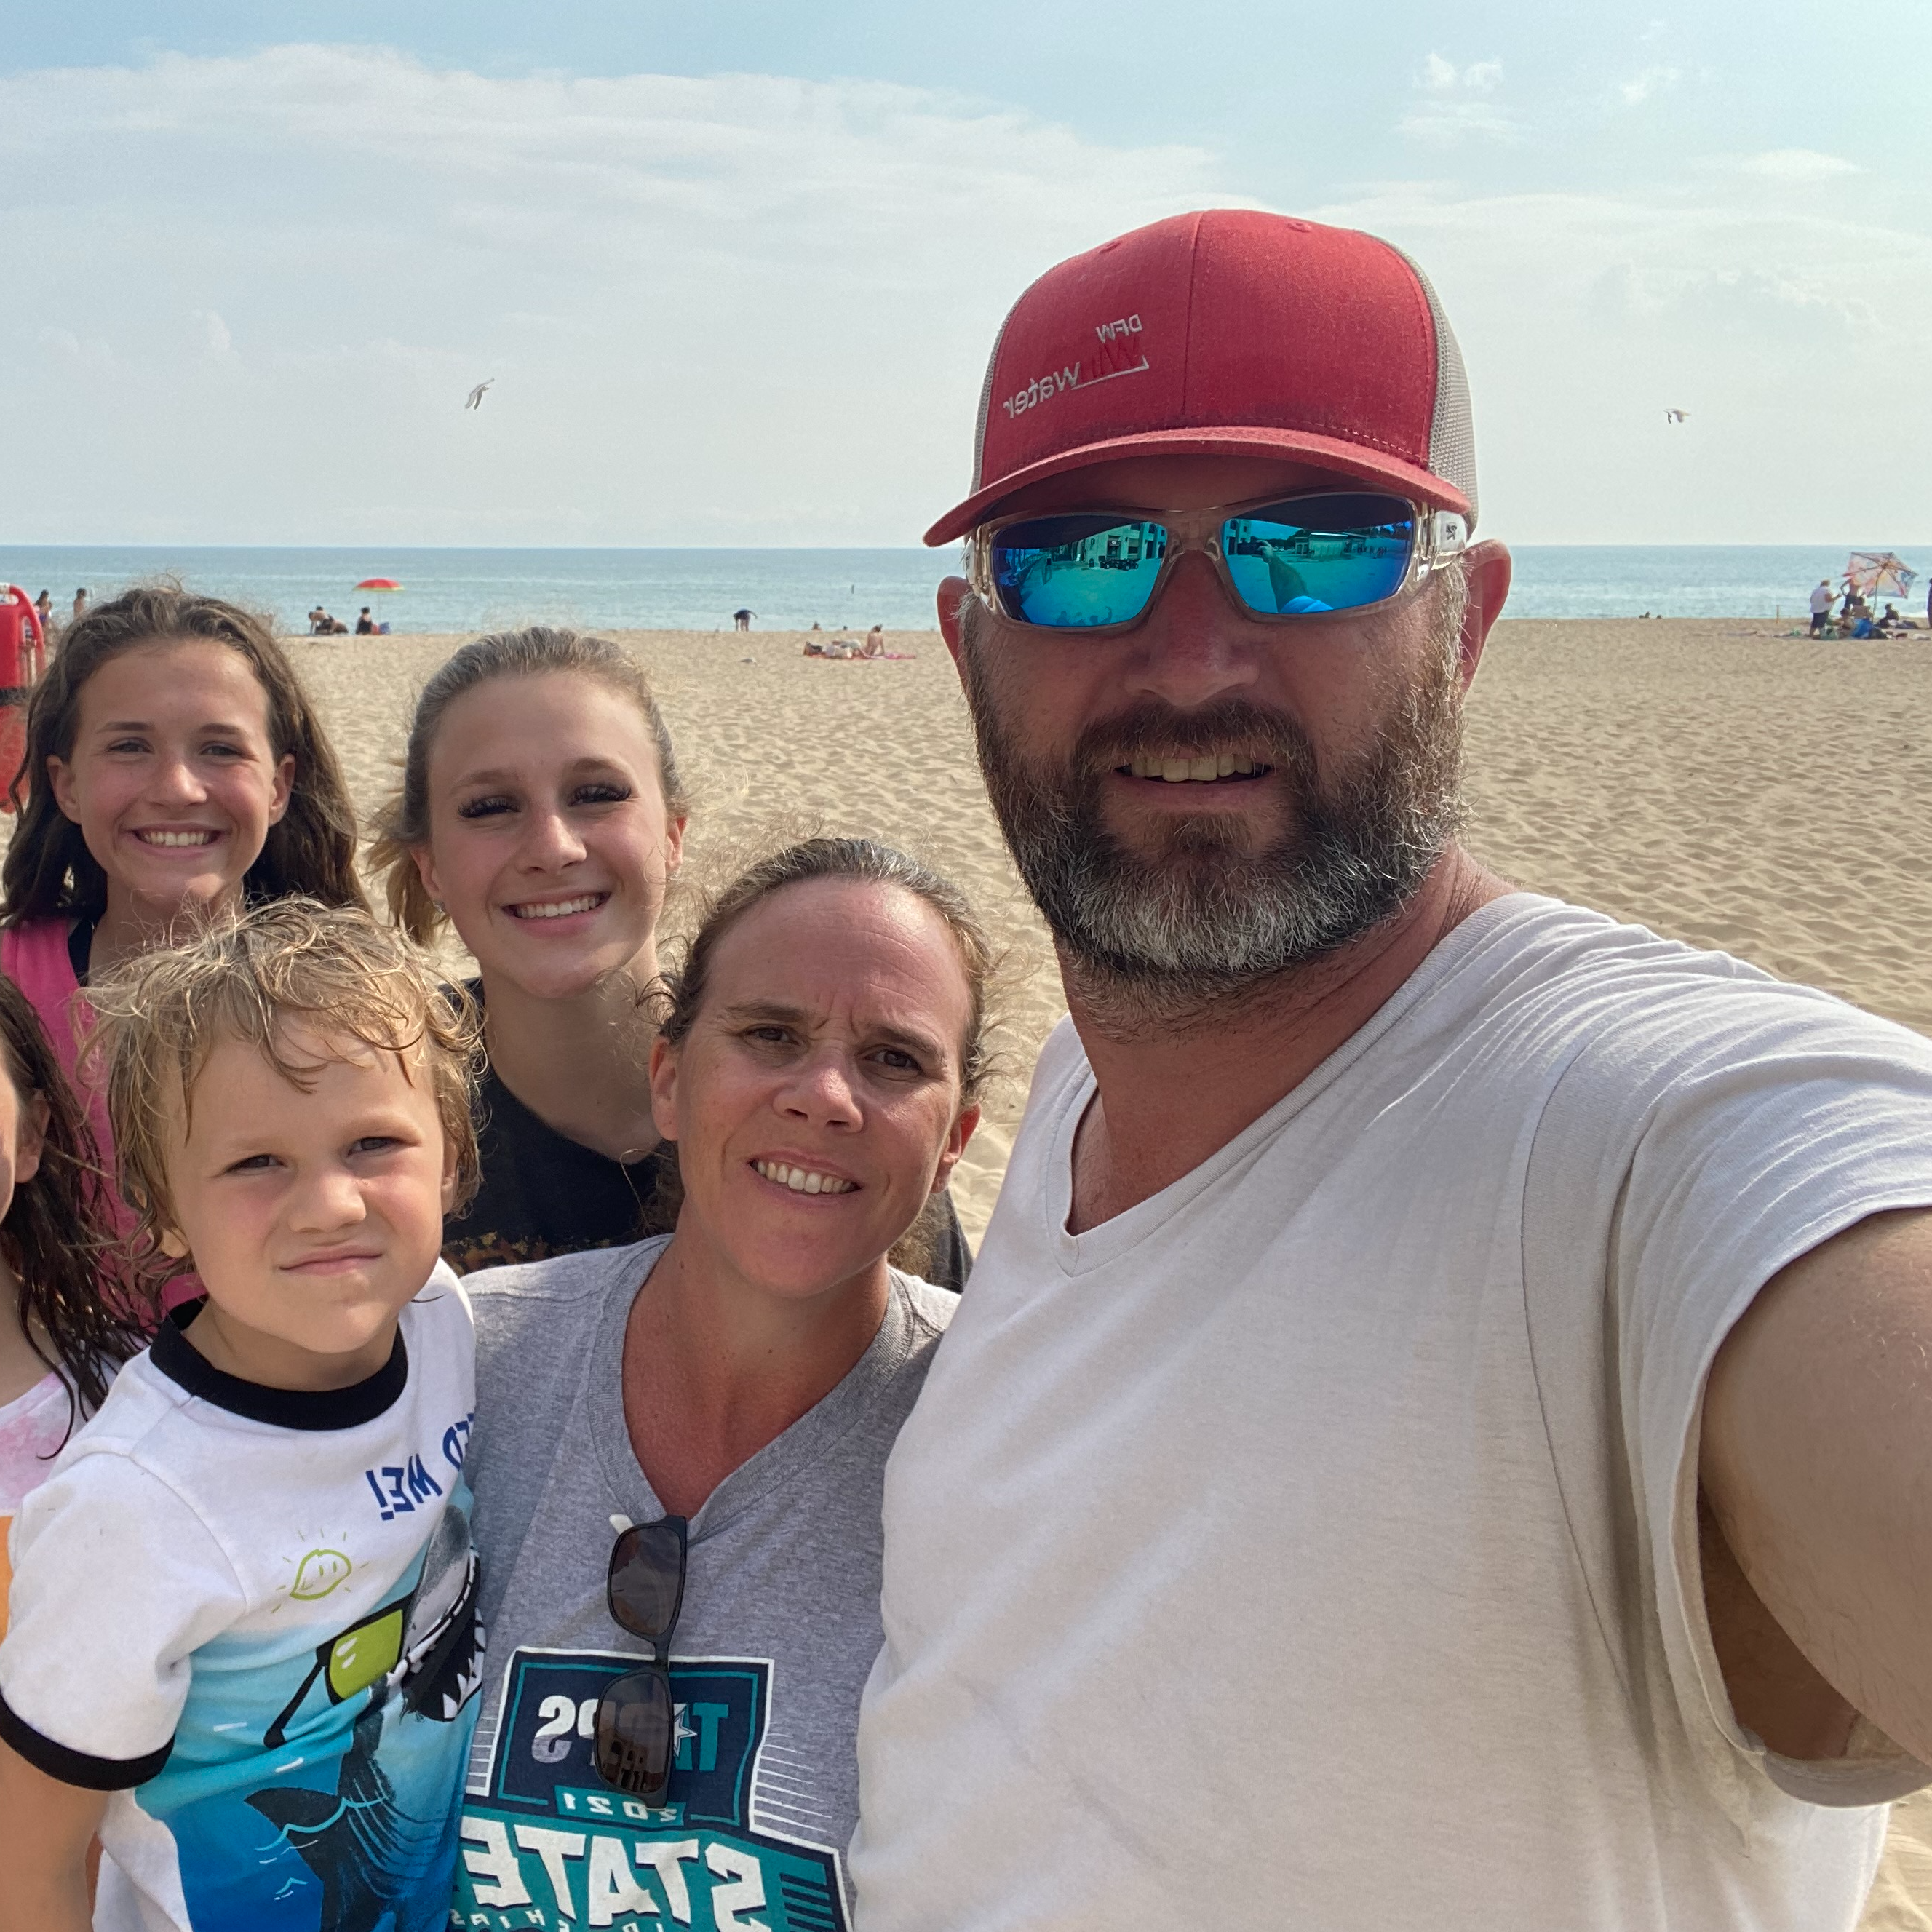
[969,489,1469,635]
[594,1515,690,1800]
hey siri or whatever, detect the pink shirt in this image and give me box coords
[1,918,114,1174]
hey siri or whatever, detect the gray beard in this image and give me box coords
[958,591,1468,1031]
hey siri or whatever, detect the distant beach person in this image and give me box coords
[68,592,86,627]
[453,839,987,1922]
[370,625,976,1288]
[31,593,52,642]
[1809,580,1832,634]
[863,624,886,657]
[733,608,754,631]
[0,585,366,1290]
[356,607,375,635]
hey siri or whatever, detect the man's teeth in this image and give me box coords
[1126,755,1263,782]
[137,830,218,846]
[511,895,602,920]
[754,1160,857,1196]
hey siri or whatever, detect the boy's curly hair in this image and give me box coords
[85,899,482,1282]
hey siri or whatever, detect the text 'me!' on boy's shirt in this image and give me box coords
[457,1235,953,1932]
[0,1268,482,1932]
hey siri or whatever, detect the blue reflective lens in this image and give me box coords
[1220,496,1416,616]
[990,517,1168,628]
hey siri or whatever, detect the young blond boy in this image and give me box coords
[0,900,483,1932]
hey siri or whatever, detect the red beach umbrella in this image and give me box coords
[355,577,403,592]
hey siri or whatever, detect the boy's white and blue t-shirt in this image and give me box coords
[0,1268,482,1932]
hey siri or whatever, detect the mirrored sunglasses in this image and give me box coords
[974,490,1467,632]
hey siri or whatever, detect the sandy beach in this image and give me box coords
[284,614,1932,1243]
[39,613,1932,1920]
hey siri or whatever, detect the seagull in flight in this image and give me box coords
[465,379,495,411]
[1664,408,1689,424]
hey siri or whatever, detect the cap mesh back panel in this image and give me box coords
[969,295,1024,496]
[1392,247,1479,529]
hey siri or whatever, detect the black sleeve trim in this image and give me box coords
[0,1687,173,1791]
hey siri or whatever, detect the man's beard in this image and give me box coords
[958,588,1468,1029]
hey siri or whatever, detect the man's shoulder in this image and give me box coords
[1459,896,1923,1054]
[1439,899,1932,1148]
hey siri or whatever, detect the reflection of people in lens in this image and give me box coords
[459,838,998,1878]
[1263,548,1313,612]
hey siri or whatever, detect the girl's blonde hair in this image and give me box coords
[369,626,688,944]
[86,899,482,1283]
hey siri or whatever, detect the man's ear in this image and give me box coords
[1457,541,1512,690]
[937,576,972,680]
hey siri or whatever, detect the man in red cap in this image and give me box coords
[851,210,1932,1930]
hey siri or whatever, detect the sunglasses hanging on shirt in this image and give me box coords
[593,1514,688,1799]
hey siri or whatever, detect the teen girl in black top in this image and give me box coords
[372,627,969,1286]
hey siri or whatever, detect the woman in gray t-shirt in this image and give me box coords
[455,840,995,1930]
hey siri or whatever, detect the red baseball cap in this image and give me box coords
[925,209,1478,546]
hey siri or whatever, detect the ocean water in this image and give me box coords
[1,544,1924,636]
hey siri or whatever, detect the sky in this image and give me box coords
[1,1,1928,547]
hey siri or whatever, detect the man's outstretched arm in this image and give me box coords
[1703,1206,1932,1765]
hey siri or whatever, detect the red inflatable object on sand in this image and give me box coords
[0,587,45,814]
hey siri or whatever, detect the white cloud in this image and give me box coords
[1735,148,1862,181]
[1400,101,1521,146]
[1404,55,1516,145]
[0,46,1242,544]
[1418,52,1503,94]
[1618,65,1681,105]
[1307,177,1932,540]
[0,42,1923,552]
